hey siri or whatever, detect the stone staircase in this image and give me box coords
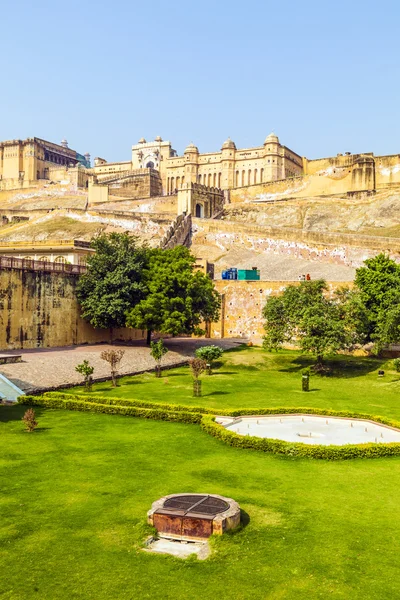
[0,373,25,402]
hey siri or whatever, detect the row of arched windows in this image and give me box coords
[235,168,265,187]
[197,173,222,187]
[167,175,186,193]
[167,173,223,192]
[44,152,70,166]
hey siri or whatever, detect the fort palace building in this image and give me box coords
[93,133,303,193]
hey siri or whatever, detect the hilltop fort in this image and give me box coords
[1,132,400,347]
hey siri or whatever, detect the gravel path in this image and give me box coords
[0,338,244,394]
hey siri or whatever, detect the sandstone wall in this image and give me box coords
[0,267,144,350]
[211,280,351,340]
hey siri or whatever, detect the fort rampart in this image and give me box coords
[0,263,143,351]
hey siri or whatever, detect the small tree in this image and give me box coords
[150,339,169,377]
[75,360,94,391]
[22,408,38,432]
[189,358,207,397]
[100,349,125,387]
[195,345,223,374]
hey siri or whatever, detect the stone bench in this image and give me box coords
[0,355,22,365]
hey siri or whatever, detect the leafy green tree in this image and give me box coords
[354,254,400,351]
[126,246,220,344]
[75,360,95,391]
[150,339,169,377]
[195,345,223,374]
[261,296,289,351]
[355,253,400,337]
[263,279,355,366]
[76,233,148,331]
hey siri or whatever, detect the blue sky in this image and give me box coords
[1,0,399,162]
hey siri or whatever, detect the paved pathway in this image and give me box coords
[0,338,244,394]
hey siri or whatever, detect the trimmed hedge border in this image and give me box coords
[19,395,202,425]
[43,391,216,414]
[17,394,400,460]
[200,414,400,460]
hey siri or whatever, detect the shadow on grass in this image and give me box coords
[279,355,387,378]
[0,404,26,422]
[240,509,251,529]
[0,405,47,424]
[204,391,230,397]
[224,345,251,354]
[214,371,237,376]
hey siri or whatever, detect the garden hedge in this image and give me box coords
[200,415,400,460]
[43,391,216,414]
[18,395,400,460]
[19,395,202,424]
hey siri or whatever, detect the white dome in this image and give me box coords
[184,142,199,153]
[221,137,236,150]
[264,132,279,144]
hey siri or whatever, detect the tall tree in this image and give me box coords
[76,233,148,331]
[355,253,400,337]
[263,279,356,366]
[126,246,220,344]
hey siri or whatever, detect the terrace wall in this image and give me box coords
[0,262,143,350]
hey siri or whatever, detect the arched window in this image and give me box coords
[213,173,216,187]
[218,173,221,187]
[176,176,180,189]
[248,170,251,185]
[242,170,245,186]
[236,171,239,186]
[260,168,264,182]
[171,177,175,191]
[208,174,212,186]
[54,256,67,264]
[38,256,47,262]
[254,169,258,184]
[146,161,154,169]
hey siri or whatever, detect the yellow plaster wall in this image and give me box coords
[211,280,352,340]
[0,268,144,350]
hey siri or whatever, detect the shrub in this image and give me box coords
[43,391,216,414]
[189,358,207,397]
[100,349,125,387]
[18,395,202,425]
[22,408,38,432]
[75,360,94,391]
[150,339,168,377]
[200,415,400,461]
[393,358,400,372]
[195,346,223,374]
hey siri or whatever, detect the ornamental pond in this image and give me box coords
[216,414,400,446]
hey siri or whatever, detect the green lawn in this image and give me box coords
[68,346,400,419]
[2,347,400,599]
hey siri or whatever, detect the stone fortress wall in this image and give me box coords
[0,264,144,351]
[211,280,351,340]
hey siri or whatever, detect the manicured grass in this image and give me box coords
[67,346,400,420]
[3,347,400,599]
[2,403,400,599]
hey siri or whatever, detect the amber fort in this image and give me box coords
[1,130,400,349]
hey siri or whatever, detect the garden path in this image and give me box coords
[0,338,243,393]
